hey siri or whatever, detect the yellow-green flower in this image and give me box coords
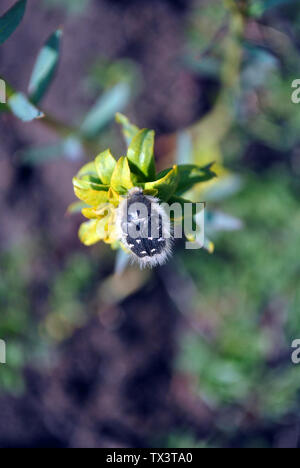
[71,113,216,251]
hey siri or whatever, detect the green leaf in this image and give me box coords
[127,129,156,181]
[95,149,116,185]
[144,165,179,201]
[158,163,216,196]
[77,161,98,178]
[143,188,158,197]
[76,160,105,185]
[110,156,133,194]
[28,29,62,104]
[80,82,130,138]
[73,177,109,206]
[116,112,139,146]
[7,92,44,122]
[73,177,109,191]
[0,0,27,44]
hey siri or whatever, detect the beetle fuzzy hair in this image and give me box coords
[115,187,173,268]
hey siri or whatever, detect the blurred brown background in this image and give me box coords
[1,0,300,448]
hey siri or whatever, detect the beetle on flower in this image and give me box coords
[70,114,216,268]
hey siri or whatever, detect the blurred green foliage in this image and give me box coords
[164,0,300,446]
[0,246,99,391]
[0,246,33,393]
[176,169,300,444]
[166,433,211,449]
[45,254,97,342]
[87,58,141,95]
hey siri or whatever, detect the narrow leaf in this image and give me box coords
[8,92,44,122]
[116,112,139,146]
[95,149,117,185]
[80,82,130,138]
[111,156,133,194]
[157,163,216,196]
[28,29,62,104]
[127,129,156,181]
[0,0,27,44]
